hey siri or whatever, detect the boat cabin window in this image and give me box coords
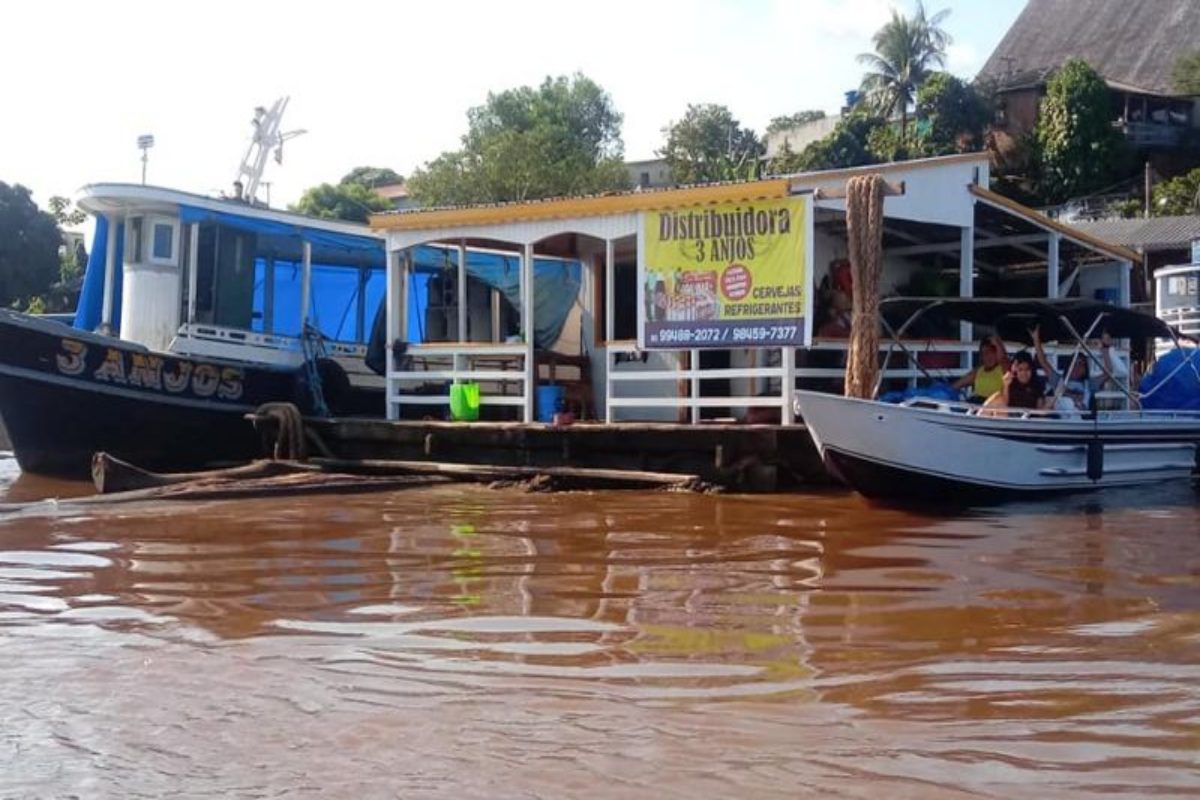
[193,223,257,330]
[149,219,178,264]
[126,216,144,264]
[189,220,385,345]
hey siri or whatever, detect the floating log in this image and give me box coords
[92,452,319,494]
[309,457,713,491]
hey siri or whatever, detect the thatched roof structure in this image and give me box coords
[977,0,1200,96]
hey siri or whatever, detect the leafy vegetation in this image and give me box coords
[0,182,62,310]
[914,72,989,155]
[766,110,826,135]
[1033,58,1127,203]
[292,180,391,223]
[857,1,950,138]
[1151,167,1200,216]
[659,104,763,184]
[781,113,886,172]
[339,166,403,189]
[1171,51,1200,94]
[407,73,628,206]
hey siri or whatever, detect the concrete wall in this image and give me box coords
[765,116,839,159]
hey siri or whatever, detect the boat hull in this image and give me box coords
[0,310,309,477]
[795,390,1200,501]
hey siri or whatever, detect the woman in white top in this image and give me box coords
[1032,326,1126,410]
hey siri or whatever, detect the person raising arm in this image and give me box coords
[953,335,1010,403]
[1032,325,1090,410]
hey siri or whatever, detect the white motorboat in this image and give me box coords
[795,298,1200,501]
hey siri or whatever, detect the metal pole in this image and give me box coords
[187,223,200,324]
[523,242,535,423]
[300,240,312,327]
[101,213,118,333]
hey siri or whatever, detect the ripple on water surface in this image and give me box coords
[0,458,1198,798]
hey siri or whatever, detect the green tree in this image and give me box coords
[659,104,764,184]
[0,182,61,308]
[793,113,887,171]
[1151,167,1200,216]
[1034,58,1127,203]
[914,72,990,155]
[857,1,950,138]
[766,110,826,135]
[340,166,403,189]
[47,195,86,227]
[1171,51,1200,94]
[291,181,391,223]
[408,73,629,206]
[866,123,917,162]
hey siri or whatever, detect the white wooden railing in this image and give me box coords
[385,342,529,420]
[604,339,1133,421]
[605,341,794,424]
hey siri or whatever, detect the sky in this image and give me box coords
[0,0,1027,220]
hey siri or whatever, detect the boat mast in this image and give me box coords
[233,97,306,206]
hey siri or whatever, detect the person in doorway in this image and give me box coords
[983,351,1046,411]
[952,335,1009,403]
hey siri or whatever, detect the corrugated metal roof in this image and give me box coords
[1069,216,1200,251]
[977,0,1200,96]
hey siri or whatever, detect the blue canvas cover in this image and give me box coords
[405,246,581,349]
[1140,347,1200,410]
[73,216,124,331]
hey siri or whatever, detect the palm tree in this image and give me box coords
[857,1,951,138]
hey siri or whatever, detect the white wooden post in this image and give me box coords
[523,242,535,423]
[604,238,614,424]
[187,222,200,325]
[300,240,313,328]
[455,241,468,381]
[1047,232,1060,298]
[456,240,467,343]
[781,346,796,424]
[100,213,118,332]
[959,224,974,368]
[689,348,700,424]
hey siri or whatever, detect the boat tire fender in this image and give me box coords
[1086,439,1104,482]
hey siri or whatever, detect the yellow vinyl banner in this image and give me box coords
[640,195,811,348]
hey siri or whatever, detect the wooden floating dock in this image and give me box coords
[307,419,828,492]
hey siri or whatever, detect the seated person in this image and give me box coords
[1032,325,1092,410]
[983,351,1046,411]
[952,335,1009,403]
[1093,332,1132,409]
[1033,326,1129,410]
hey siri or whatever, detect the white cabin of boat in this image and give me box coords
[74,184,387,370]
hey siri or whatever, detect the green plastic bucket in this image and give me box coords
[449,382,481,421]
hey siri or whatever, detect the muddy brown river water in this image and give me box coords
[0,455,1197,798]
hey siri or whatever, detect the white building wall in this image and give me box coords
[764,116,839,159]
[803,155,990,228]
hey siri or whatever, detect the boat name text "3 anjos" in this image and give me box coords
[55,338,245,401]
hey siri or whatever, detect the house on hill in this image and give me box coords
[977,0,1200,150]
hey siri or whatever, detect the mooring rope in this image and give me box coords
[844,174,886,399]
[250,402,307,461]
